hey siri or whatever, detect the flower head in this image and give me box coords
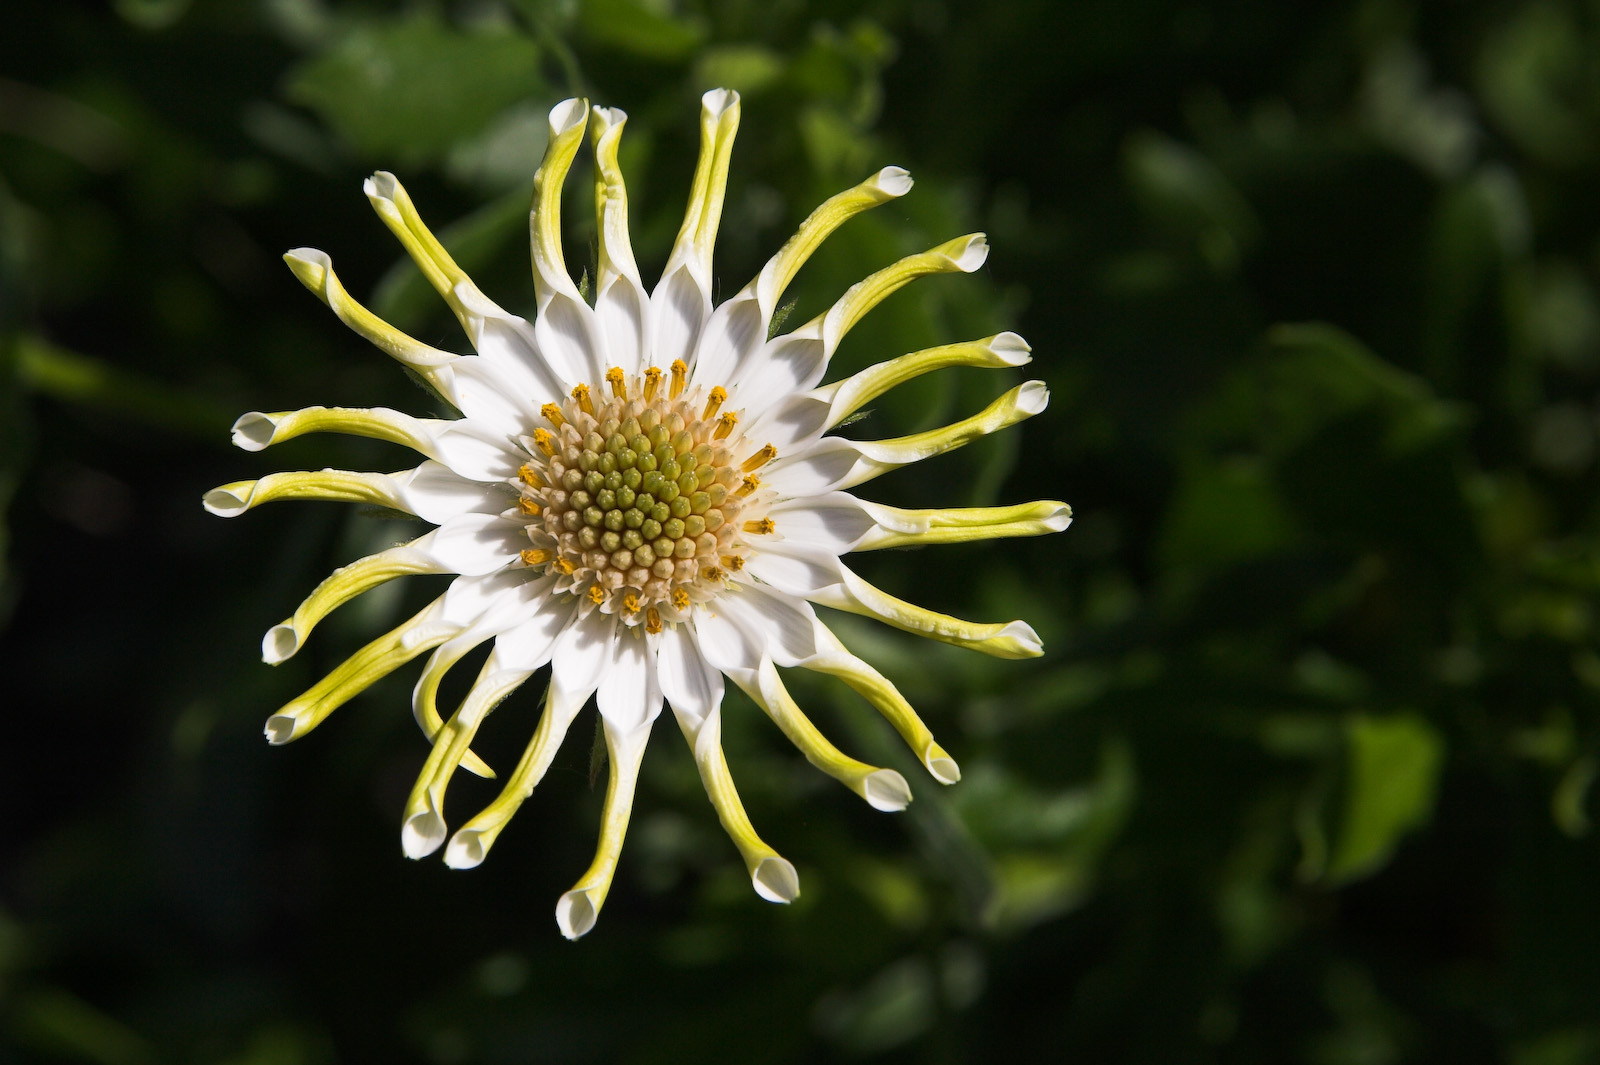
[207,90,1069,939]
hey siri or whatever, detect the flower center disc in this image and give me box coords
[512,363,772,631]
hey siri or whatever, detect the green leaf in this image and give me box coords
[1326,712,1444,883]
[287,14,543,166]
[577,0,706,61]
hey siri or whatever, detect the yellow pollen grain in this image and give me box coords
[587,584,606,605]
[742,444,777,473]
[572,382,594,415]
[521,548,552,566]
[744,518,775,535]
[517,496,541,516]
[703,387,727,419]
[643,366,663,400]
[646,607,662,635]
[722,554,745,572]
[541,403,565,428]
[702,566,725,583]
[714,411,739,439]
[736,474,760,497]
[622,592,641,614]
[606,367,627,399]
[669,359,688,399]
[555,558,575,575]
[532,430,556,456]
[518,463,543,486]
[672,587,690,610]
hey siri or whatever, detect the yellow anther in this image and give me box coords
[669,359,688,399]
[555,557,575,575]
[517,496,541,516]
[714,411,739,439]
[521,548,552,566]
[703,387,727,420]
[518,463,543,486]
[622,592,641,615]
[541,403,566,428]
[645,607,662,635]
[571,382,594,415]
[532,430,556,456]
[736,474,761,497]
[643,366,663,400]
[671,587,690,610]
[606,366,627,399]
[722,554,745,572]
[741,444,777,473]
[743,518,775,535]
[587,584,606,605]
[702,566,725,583]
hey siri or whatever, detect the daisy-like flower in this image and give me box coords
[207,90,1069,939]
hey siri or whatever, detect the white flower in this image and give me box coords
[207,90,1069,939]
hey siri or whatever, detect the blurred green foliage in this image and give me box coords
[4,0,1600,1062]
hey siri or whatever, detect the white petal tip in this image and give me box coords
[401,810,446,859]
[951,234,990,272]
[263,712,301,745]
[751,857,800,903]
[925,753,962,785]
[1042,504,1073,532]
[229,412,278,450]
[989,332,1032,365]
[363,171,399,201]
[873,166,913,196]
[444,829,488,869]
[591,105,627,128]
[701,87,739,116]
[555,888,599,940]
[548,98,588,135]
[997,620,1044,658]
[261,623,300,664]
[282,248,330,291]
[862,769,913,812]
[202,485,252,517]
[1016,381,1050,416]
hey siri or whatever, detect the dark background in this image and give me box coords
[4,0,1600,1061]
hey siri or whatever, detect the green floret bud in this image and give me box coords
[601,531,621,553]
[684,515,705,538]
[663,518,685,540]
[670,496,692,519]
[598,452,617,474]
[623,507,645,529]
[622,468,642,490]
[622,529,643,550]
[672,430,694,455]
[604,510,625,531]
[615,486,635,509]
[596,489,616,510]
[677,472,698,495]
[570,490,593,509]
[658,481,680,503]
[584,506,604,527]
[606,433,626,454]
[618,447,638,470]
[660,459,681,482]
[584,471,604,494]
[690,491,711,514]
[641,518,662,540]
[650,502,670,522]
[641,471,665,496]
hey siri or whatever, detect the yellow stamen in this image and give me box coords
[541,403,566,428]
[517,496,541,516]
[643,366,663,400]
[722,554,745,572]
[518,463,543,486]
[521,548,552,566]
[587,584,605,605]
[670,359,688,399]
[571,383,594,416]
[744,518,775,535]
[622,592,641,615]
[702,566,725,583]
[532,429,556,456]
[555,558,576,575]
[714,411,739,439]
[671,588,690,611]
[703,386,727,420]
[645,607,662,635]
[606,367,627,399]
[736,474,760,497]
[741,444,777,473]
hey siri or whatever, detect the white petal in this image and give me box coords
[426,420,522,482]
[647,267,706,371]
[549,606,616,709]
[596,633,663,736]
[766,493,877,554]
[492,593,574,672]
[689,284,766,389]
[424,514,526,575]
[441,356,537,436]
[462,296,575,400]
[761,437,869,497]
[395,461,508,523]
[656,623,723,732]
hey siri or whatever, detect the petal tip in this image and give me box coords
[555,887,599,940]
[925,750,962,785]
[873,165,913,197]
[701,87,739,116]
[862,768,912,812]
[989,332,1032,365]
[230,412,278,451]
[202,483,252,517]
[1016,380,1050,415]
[401,809,447,859]
[262,623,300,664]
[751,856,800,903]
[997,620,1044,658]
[548,97,588,135]
[444,828,488,869]
[263,711,301,745]
[282,248,330,290]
